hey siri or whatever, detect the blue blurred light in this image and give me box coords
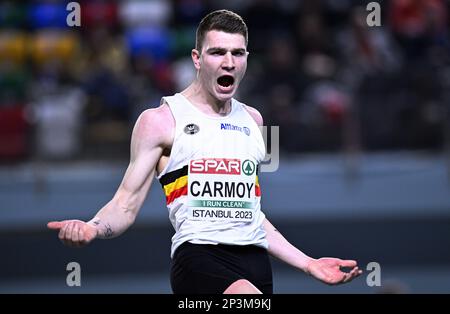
[126,27,172,62]
[28,3,68,29]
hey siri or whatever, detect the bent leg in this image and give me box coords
[223,279,262,294]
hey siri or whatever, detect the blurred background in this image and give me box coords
[0,0,449,293]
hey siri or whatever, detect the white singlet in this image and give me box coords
[157,93,268,258]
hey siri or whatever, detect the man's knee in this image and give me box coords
[223,279,262,294]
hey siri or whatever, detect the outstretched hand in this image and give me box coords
[307,257,363,285]
[47,220,98,248]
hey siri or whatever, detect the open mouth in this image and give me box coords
[217,75,235,88]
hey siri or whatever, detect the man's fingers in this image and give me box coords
[79,228,85,242]
[352,267,363,277]
[343,273,353,283]
[342,267,362,283]
[48,221,65,230]
[50,220,92,248]
[72,224,80,243]
[349,267,358,279]
[58,223,68,240]
[60,223,72,246]
[65,223,75,242]
[342,270,354,283]
[339,259,358,268]
[353,268,363,278]
[79,229,90,247]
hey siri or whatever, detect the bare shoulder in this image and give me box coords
[243,104,264,127]
[133,103,174,148]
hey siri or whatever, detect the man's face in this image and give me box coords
[193,30,248,103]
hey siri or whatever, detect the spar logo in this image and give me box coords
[190,158,241,175]
[242,160,255,176]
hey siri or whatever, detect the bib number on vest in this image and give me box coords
[187,158,256,222]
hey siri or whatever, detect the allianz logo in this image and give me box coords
[220,123,250,136]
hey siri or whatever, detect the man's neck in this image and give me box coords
[181,81,232,116]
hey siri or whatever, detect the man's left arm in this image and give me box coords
[263,218,362,285]
[244,104,362,285]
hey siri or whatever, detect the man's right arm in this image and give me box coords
[47,104,174,247]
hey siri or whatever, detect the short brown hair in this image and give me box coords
[195,10,248,52]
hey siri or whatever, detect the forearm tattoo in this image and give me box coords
[104,223,114,238]
[91,218,114,238]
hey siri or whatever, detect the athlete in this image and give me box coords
[48,9,362,294]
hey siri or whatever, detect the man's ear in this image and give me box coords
[192,49,201,70]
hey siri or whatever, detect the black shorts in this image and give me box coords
[170,241,273,294]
